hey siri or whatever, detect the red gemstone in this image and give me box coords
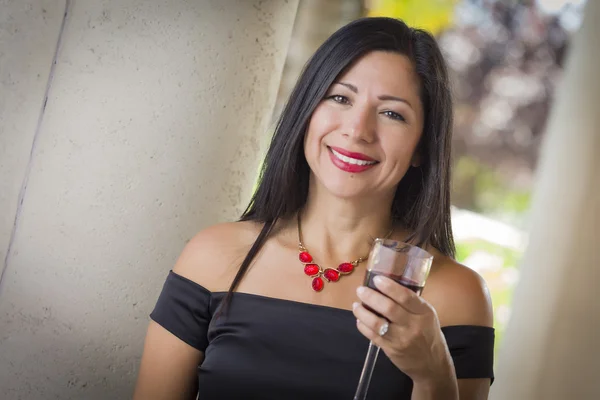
[299,251,313,263]
[312,277,324,292]
[304,264,320,276]
[324,269,340,282]
[338,262,354,273]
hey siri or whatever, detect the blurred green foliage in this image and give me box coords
[453,156,532,224]
[455,239,521,359]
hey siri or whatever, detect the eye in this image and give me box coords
[326,94,350,105]
[382,110,406,122]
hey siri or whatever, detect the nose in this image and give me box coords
[344,105,376,143]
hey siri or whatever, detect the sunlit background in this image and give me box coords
[274,0,587,356]
[1,1,596,397]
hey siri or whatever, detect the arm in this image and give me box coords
[412,260,494,400]
[411,375,491,400]
[134,222,255,400]
[133,321,202,400]
[411,374,491,400]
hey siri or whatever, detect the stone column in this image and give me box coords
[490,1,600,399]
[0,0,68,294]
[0,1,298,399]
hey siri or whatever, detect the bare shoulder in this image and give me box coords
[172,221,262,292]
[423,250,494,328]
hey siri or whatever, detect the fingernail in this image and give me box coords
[373,275,384,286]
[352,302,360,310]
[356,286,366,296]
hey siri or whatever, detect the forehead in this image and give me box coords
[335,51,421,97]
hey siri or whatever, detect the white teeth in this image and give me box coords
[330,148,377,166]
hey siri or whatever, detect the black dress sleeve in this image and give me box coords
[149,270,212,351]
[441,325,495,382]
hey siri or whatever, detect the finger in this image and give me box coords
[356,286,404,323]
[372,275,428,314]
[352,302,389,335]
[356,318,388,348]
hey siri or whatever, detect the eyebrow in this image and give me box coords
[335,81,414,109]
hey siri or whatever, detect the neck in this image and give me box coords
[298,179,396,263]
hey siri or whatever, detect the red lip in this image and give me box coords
[328,148,377,173]
[329,146,376,162]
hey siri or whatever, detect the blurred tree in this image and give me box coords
[441,1,572,222]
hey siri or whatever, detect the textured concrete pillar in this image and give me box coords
[490,1,600,399]
[0,1,298,399]
[0,0,68,296]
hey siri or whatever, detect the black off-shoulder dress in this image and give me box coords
[150,271,494,399]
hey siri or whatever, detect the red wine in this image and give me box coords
[362,270,424,318]
[365,270,424,297]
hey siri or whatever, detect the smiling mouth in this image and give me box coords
[329,147,378,166]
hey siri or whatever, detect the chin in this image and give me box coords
[320,178,371,200]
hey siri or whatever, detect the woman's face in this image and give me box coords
[304,51,425,201]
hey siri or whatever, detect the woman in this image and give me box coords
[134,17,494,400]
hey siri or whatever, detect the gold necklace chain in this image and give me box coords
[296,212,394,291]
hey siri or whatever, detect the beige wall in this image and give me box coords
[0,0,67,286]
[0,1,298,399]
[490,0,600,399]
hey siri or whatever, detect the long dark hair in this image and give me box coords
[228,17,455,305]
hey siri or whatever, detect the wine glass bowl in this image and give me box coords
[353,239,433,400]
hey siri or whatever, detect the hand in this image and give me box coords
[353,275,454,385]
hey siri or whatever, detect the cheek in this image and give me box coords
[381,135,420,171]
[303,122,322,167]
[309,104,338,136]
[305,108,335,152]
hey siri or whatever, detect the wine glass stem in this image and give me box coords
[353,341,380,400]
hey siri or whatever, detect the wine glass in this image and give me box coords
[353,239,433,400]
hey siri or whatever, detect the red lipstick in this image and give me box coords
[329,146,376,161]
[328,147,378,173]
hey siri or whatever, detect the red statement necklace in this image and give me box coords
[297,213,392,292]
